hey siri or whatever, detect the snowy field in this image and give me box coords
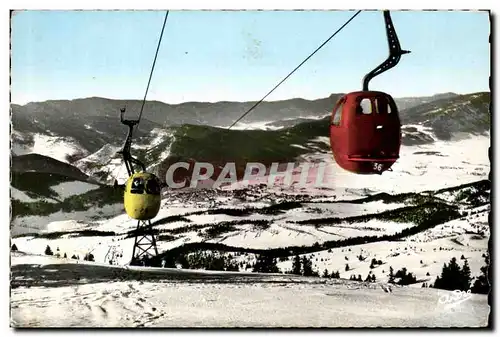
[217,134,489,199]
[276,232,489,285]
[10,132,491,328]
[10,188,39,203]
[11,203,124,237]
[10,252,489,328]
[11,166,490,269]
[51,181,100,199]
[9,194,423,265]
[297,134,490,196]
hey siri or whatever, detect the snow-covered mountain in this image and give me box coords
[9,92,491,328]
[10,92,484,160]
[12,92,488,184]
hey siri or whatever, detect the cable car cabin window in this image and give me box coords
[358,98,373,114]
[145,178,161,195]
[130,177,145,194]
[376,97,390,114]
[332,102,343,126]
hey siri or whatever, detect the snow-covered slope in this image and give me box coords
[10,187,38,203]
[10,252,489,328]
[11,175,124,236]
[74,144,125,183]
[12,132,88,164]
[73,128,174,184]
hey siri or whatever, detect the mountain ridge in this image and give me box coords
[11,91,460,107]
[10,91,490,185]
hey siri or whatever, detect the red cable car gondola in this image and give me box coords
[330,11,410,175]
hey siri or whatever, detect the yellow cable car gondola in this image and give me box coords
[124,171,162,220]
[114,107,163,220]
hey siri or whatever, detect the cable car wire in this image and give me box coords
[136,11,169,127]
[116,11,169,179]
[227,10,362,130]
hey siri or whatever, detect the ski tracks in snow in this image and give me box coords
[12,282,168,327]
[70,282,168,327]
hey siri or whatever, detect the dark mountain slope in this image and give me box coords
[11,154,91,182]
[399,92,490,140]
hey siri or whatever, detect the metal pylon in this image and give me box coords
[130,220,158,265]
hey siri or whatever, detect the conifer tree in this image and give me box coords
[460,259,472,290]
[302,256,314,276]
[292,255,302,275]
[389,266,395,284]
[44,245,53,256]
[253,255,280,273]
[434,257,470,291]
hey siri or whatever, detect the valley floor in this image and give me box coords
[10,253,489,328]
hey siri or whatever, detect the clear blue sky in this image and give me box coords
[11,10,490,105]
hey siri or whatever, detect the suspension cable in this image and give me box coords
[137,11,169,124]
[227,10,362,130]
[117,11,168,178]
